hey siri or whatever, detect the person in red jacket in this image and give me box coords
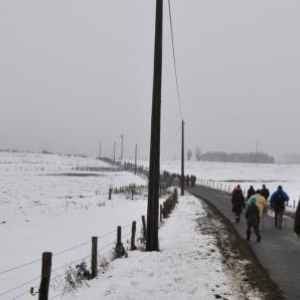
[231,185,246,223]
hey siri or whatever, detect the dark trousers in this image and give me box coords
[274,209,284,228]
[246,221,260,240]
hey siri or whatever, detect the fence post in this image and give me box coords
[39,252,52,300]
[131,221,137,250]
[142,215,147,240]
[108,188,112,200]
[115,226,122,258]
[91,236,98,279]
[160,204,163,223]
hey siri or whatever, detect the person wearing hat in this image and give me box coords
[245,197,261,242]
[247,190,267,225]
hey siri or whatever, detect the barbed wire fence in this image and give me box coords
[0,217,147,300]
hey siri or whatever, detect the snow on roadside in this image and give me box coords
[64,195,240,300]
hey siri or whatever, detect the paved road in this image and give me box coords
[188,185,300,300]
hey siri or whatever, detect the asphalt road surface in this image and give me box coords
[188,185,300,300]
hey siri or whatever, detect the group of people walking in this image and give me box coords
[231,184,290,242]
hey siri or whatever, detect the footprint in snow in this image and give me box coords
[130,281,139,287]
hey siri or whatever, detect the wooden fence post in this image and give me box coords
[142,215,147,240]
[131,221,137,250]
[109,188,112,200]
[115,226,122,258]
[91,236,98,279]
[39,252,52,300]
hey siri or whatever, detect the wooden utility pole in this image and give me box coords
[120,135,124,160]
[255,142,258,164]
[134,143,138,175]
[181,120,185,196]
[98,141,102,159]
[113,142,116,164]
[146,0,163,252]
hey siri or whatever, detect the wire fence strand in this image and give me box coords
[0,258,41,277]
[0,275,40,298]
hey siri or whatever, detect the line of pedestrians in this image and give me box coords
[231,184,290,243]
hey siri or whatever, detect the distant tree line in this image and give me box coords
[187,148,275,164]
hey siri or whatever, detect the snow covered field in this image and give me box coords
[0,152,147,299]
[2,152,295,299]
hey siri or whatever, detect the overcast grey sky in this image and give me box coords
[1,1,300,160]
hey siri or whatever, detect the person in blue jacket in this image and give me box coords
[269,185,289,229]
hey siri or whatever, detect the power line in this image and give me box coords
[163,125,181,146]
[167,0,183,120]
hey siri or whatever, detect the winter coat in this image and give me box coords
[248,193,267,217]
[270,187,289,211]
[245,204,259,227]
[231,188,246,214]
[260,187,270,200]
[294,201,300,236]
[247,187,255,200]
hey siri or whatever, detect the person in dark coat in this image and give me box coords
[185,175,190,188]
[294,201,300,236]
[245,197,261,242]
[190,175,196,187]
[247,186,255,200]
[260,184,270,201]
[269,185,289,229]
[231,185,246,223]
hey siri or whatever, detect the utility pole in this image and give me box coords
[146,0,163,252]
[255,142,259,164]
[113,142,116,164]
[98,141,102,159]
[120,135,124,160]
[135,143,138,175]
[181,120,185,196]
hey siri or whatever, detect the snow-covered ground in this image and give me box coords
[2,152,293,299]
[0,152,147,299]
[64,195,251,300]
[134,159,300,207]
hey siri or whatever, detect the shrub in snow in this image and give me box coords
[98,256,109,273]
[63,261,91,293]
[97,201,106,207]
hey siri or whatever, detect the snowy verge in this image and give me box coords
[63,195,240,300]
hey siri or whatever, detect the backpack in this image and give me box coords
[274,193,285,210]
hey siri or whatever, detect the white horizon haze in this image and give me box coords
[1,1,300,160]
